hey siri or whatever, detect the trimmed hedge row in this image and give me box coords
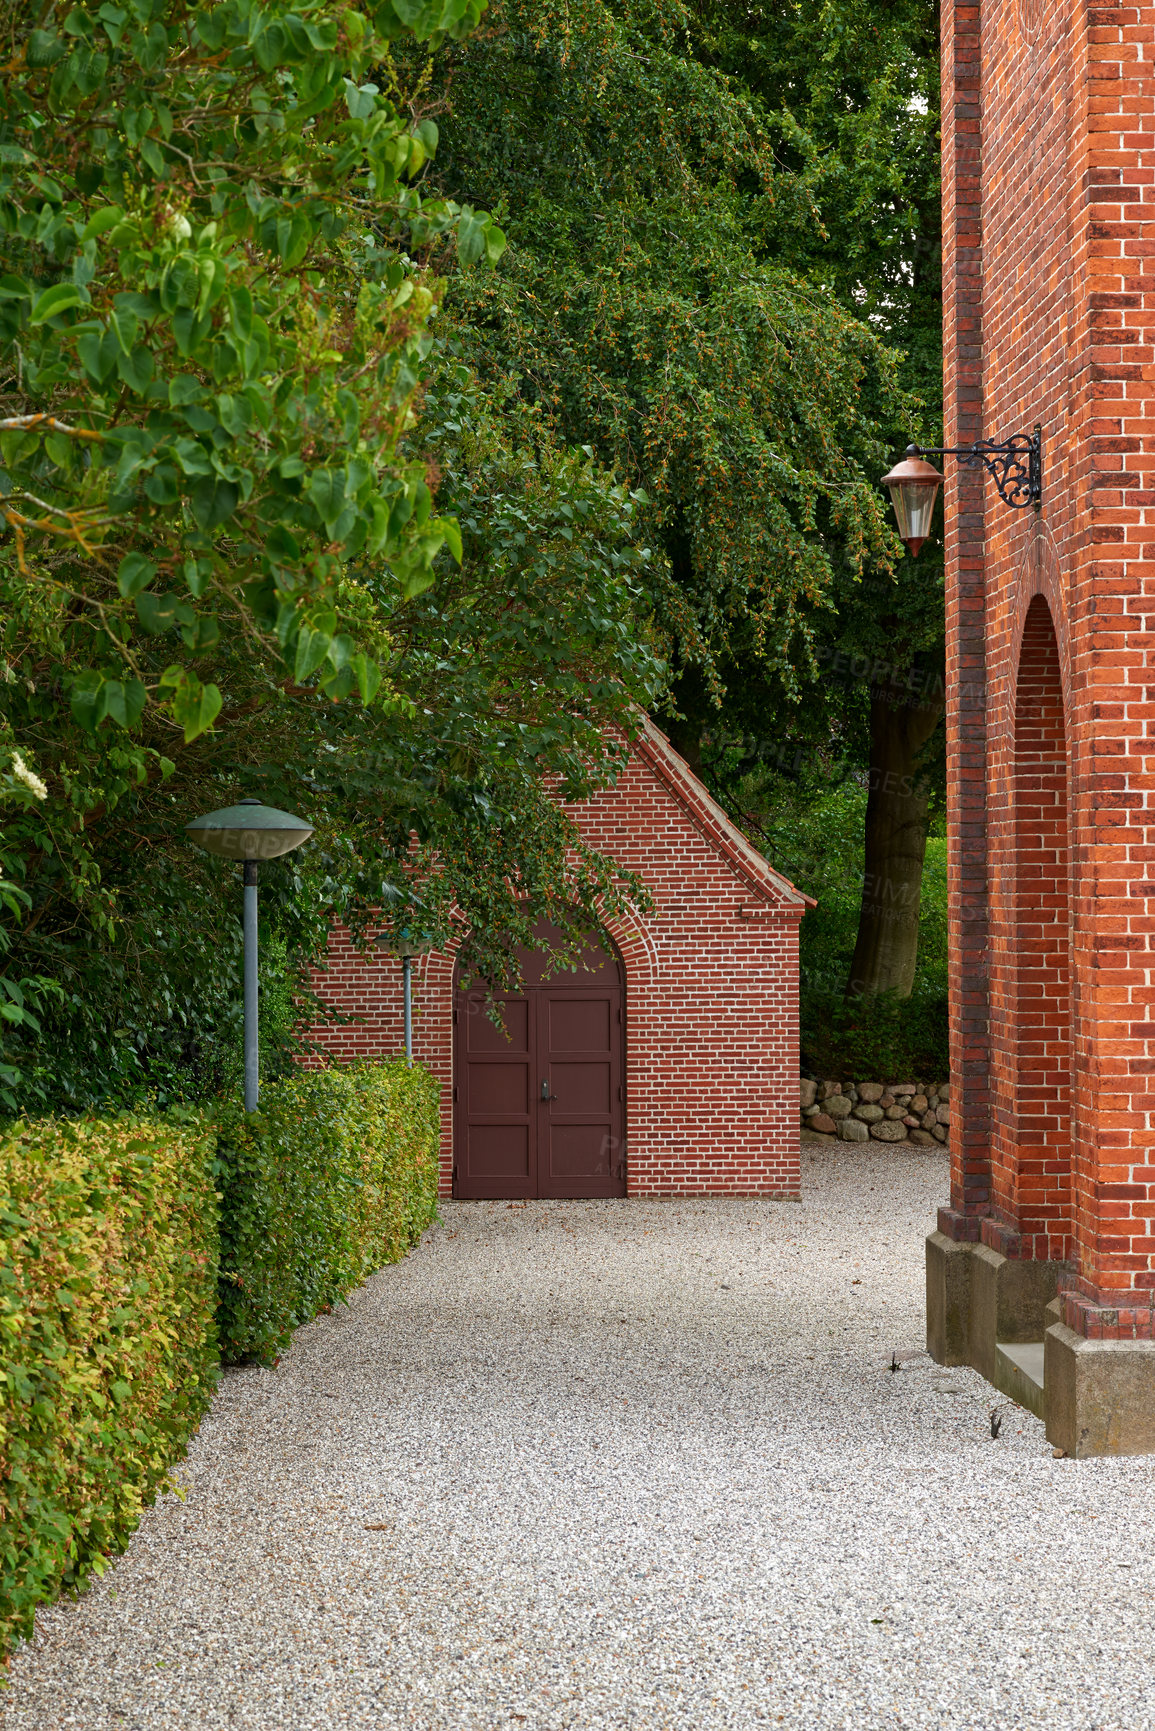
[0,1114,218,1658]
[215,1061,441,1364]
[0,1060,439,1661]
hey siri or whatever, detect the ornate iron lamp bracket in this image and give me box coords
[908,424,1042,511]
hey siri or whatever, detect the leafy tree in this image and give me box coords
[685,0,947,1001]
[429,0,908,689]
[426,0,944,1005]
[0,0,666,1111]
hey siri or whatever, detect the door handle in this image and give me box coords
[541,1079,559,1102]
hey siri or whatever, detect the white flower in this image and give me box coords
[10,752,47,801]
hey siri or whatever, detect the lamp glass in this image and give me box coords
[186,798,313,861]
[375,926,433,960]
[880,453,944,558]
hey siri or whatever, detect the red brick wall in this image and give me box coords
[941,0,1155,1334]
[307,727,805,1200]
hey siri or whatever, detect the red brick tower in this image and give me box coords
[927,0,1155,1454]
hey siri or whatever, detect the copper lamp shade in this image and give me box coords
[880,450,944,557]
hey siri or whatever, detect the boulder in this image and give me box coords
[933,1123,947,1142]
[891,1083,917,1095]
[879,1092,896,1109]
[936,1103,951,1125]
[839,1117,869,1142]
[940,1082,951,1100]
[853,1102,884,1123]
[911,1094,928,1115]
[902,1114,921,1128]
[885,1104,907,1121]
[921,1110,938,1131]
[809,1113,837,1135]
[800,1078,818,1110]
[870,1120,908,1141]
[857,1082,884,1103]
[824,1094,853,1119]
[818,1080,842,1103]
[908,1129,938,1147]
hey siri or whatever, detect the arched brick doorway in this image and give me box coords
[453,925,625,1199]
[1008,595,1072,1261]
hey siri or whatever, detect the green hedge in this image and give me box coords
[0,1114,219,1658]
[214,1060,440,1365]
[0,1060,441,1661]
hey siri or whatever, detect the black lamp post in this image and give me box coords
[186,797,313,1111]
[882,425,1042,556]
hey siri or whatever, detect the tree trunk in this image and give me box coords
[846,670,945,998]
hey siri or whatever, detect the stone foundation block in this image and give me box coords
[926,1230,974,1365]
[1044,1324,1155,1458]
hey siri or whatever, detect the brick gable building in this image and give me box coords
[927,0,1155,1453]
[309,717,808,1201]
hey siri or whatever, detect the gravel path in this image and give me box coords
[5,1141,1155,1731]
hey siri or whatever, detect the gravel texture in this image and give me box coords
[5,1140,1155,1730]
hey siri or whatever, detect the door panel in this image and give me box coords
[466,1124,532,1186]
[547,995,611,1050]
[550,1061,612,1112]
[549,1125,616,1181]
[454,929,625,1199]
[463,996,529,1051]
[455,992,535,1199]
[537,987,623,1200]
[468,1062,530,1114]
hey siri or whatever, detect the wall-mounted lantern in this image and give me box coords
[882,425,1042,557]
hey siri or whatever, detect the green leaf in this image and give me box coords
[170,677,222,742]
[306,469,347,532]
[351,653,383,705]
[81,205,125,241]
[69,670,104,731]
[439,518,463,564]
[144,463,179,505]
[69,671,147,730]
[135,591,195,634]
[99,678,147,730]
[117,553,157,598]
[343,79,377,120]
[29,283,86,324]
[27,29,67,66]
[190,477,239,529]
[293,628,331,682]
[485,223,507,266]
[116,344,153,392]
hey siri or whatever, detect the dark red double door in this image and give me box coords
[454,933,625,1199]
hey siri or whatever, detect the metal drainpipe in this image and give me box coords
[403,952,413,1066]
[243,858,259,1111]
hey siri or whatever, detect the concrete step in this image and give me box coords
[996,1340,1045,1419]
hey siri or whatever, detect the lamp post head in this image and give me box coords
[374,923,433,961]
[186,796,313,861]
[880,446,944,557]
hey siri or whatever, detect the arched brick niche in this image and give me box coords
[1005,595,1072,1262]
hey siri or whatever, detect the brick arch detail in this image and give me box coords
[1000,592,1073,1261]
[1010,523,1072,724]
